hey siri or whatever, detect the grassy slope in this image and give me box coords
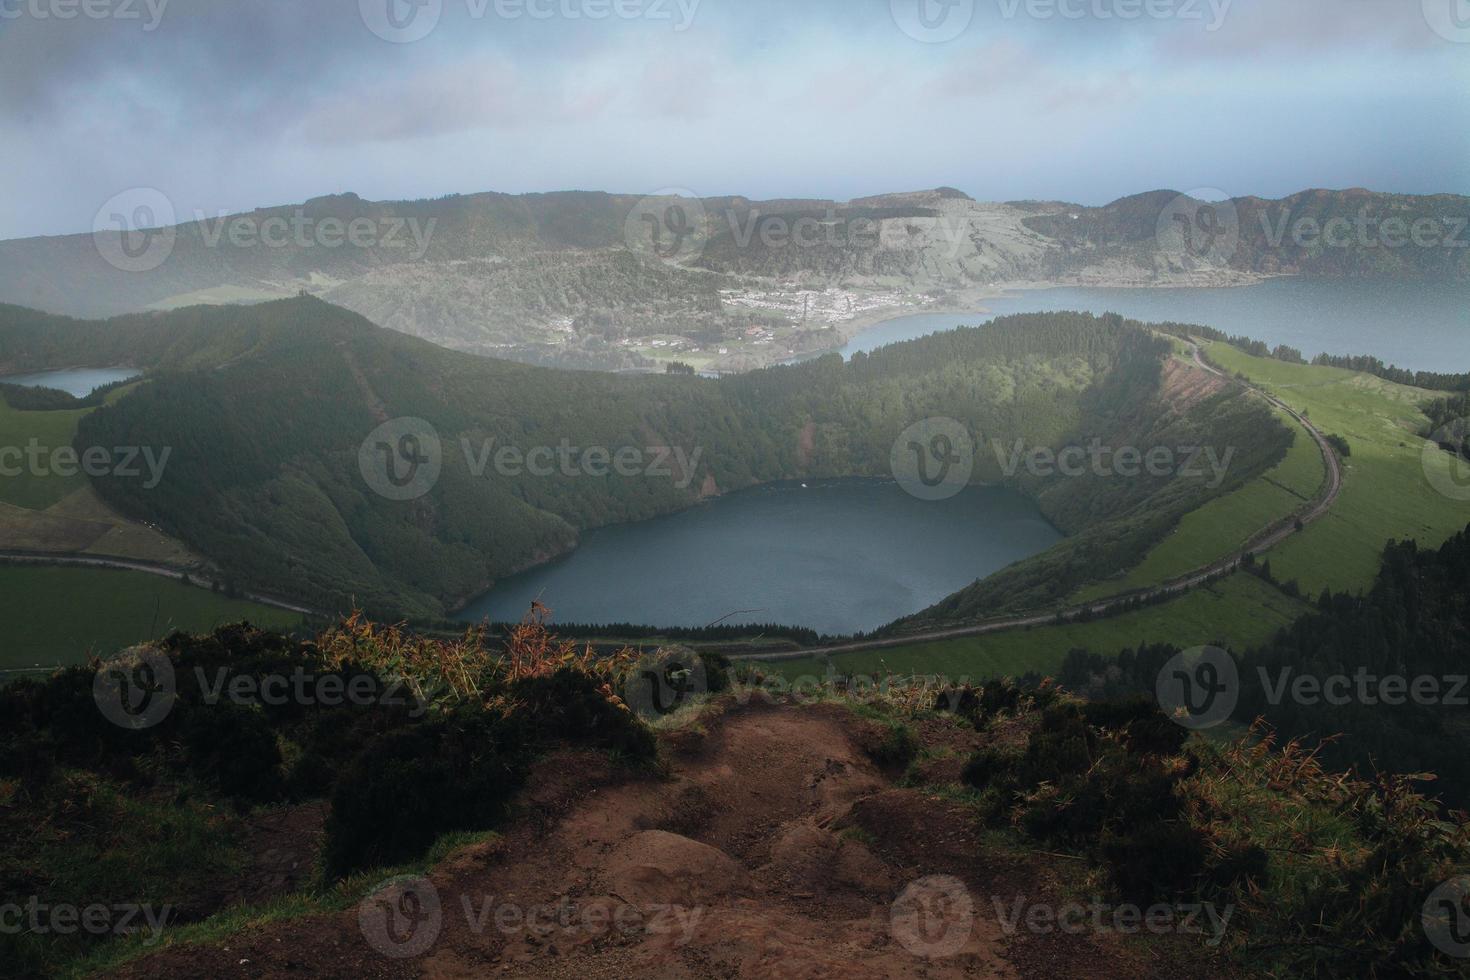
[0,566,303,671]
[769,571,1309,682]
[799,349,1465,681]
[1074,401,1326,601]
[1205,341,1468,595]
[0,383,296,668]
[0,396,93,509]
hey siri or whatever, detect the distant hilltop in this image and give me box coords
[0,185,1463,371]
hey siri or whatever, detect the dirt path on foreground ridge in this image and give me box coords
[114,701,1231,979]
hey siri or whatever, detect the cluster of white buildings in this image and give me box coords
[719,286,917,326]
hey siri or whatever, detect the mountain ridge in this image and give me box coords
[4,185,1464,372]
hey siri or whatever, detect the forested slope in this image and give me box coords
[1,300,1289,623]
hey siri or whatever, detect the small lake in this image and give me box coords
[839,279,1470,374]
[0,367,139,398]
[459,479,1061,636]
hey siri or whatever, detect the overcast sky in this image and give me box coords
[2,0,1467,240]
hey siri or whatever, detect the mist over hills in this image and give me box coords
[3,186,1464,373]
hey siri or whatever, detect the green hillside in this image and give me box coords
[1,299,1289,623]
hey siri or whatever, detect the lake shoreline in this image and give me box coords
[453,476,1064,635]
[707,273,1286,373]
[818,273,1290,362]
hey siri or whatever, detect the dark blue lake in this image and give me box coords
[459,479,1061,636]
[0,367,139,398]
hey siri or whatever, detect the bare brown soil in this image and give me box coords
[110,699,1237,979]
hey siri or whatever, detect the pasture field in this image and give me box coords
[765,571,1309,683]
[1074,400,1327,601]
[1205,342,1468,596]
[0,565,304,672]
[0,396,96,510]
[771,350,1465,681]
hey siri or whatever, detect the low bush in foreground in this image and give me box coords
[0,609,663,975]
[930,679,1470,977]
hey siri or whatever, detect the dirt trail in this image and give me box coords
[113,702,1210,979]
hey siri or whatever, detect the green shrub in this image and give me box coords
[322,709,527,879]
[1101,820,1208,904]
[509,668,657,759]
[867,722,920,772]
[936,679,1058,729]
[178,701,283,804]
[1081,697,1189,756]
[964,699,1233,904]
[698,651,732,695]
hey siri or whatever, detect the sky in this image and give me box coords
[1,0,1467,240]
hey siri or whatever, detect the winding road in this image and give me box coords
[4,342,1342,665]
[0,549,319,615]
[731,342,1343,662]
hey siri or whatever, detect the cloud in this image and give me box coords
[0,0,1464,240]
